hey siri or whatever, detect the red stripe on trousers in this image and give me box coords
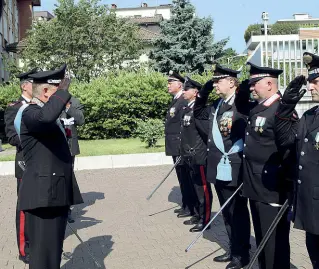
[18,178,26,257]
[199,166,210,224]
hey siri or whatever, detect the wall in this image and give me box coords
[0,0,19,81]
[17,0,33,40]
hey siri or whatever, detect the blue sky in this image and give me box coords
[35,0,319,53]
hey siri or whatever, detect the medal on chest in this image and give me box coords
[255,116,266,133]
[183,115,191,126]
[169,107,176,117]
[219,111,233,136]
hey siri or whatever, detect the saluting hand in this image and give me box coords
[57,78,71,92]
[238,79,250,94]
[202,79,213,92]
[282,75,307,105]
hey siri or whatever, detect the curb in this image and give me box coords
[0,152,174,176]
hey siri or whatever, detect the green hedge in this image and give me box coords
[0,70,216,140]
[269,22,299,35]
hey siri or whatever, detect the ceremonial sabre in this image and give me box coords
[185,183,243,252]
[146,156,182,200]
[66,223,103,268]
[246,199,289,269]
[18,161,103,268]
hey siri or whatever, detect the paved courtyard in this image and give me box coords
[0,166,313,269]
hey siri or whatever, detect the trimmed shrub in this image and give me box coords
[244,24,262,43]
[270,22,299,35]
[0,70,218,140]
[135,118,164,147]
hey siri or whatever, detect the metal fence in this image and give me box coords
[258,38,319,115]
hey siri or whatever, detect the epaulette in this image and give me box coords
[263,93,280,107]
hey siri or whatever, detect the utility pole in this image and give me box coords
[262,12,269,67]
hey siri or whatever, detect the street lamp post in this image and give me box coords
[262,12,269,67]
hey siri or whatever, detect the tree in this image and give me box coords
[20,0,142,82]
[269,22,299,35]
[149,0,227,74]
[244,24,262,43]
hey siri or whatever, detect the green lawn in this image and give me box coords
[0,138,165,162]
[2,143,14,150]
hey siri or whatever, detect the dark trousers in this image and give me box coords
[71,155,75,168]
[215,182,250,259]
[25,206,69,269]
[174,156,198,213]
[306,232,319,269]
[173,156,187,209]
[249,200,290,269]
[185,163,212,225]
[16,178,29,258]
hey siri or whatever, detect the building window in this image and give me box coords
[302,40,307,50]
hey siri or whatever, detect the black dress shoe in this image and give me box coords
[213,251,232,262]
[183,217,200,225]
[189,223,210,232]
[174,207,186,214]
[177,211,193,218]
[19,255,30,264]
[226,257,249,269]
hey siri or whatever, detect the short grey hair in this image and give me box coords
[20,80,30,91]
[32,83,54,98]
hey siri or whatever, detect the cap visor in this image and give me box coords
[308,73,319,82]
[248,77,264,85]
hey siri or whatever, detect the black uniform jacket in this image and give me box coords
[180,102,208,165]
[18,90,83,211]
[165,93,188,156]
[194,89,249,187]
[60,96,85,156]
[242,93,292,204]
[4,96,29,179]
[275,103,319,235]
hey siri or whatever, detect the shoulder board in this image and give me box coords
[263,93,280,107]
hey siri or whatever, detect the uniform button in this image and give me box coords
[248,121,251,124]
[298,179,302,184]
[244,143,246,147]
[264,170,267,174]
[243,155,246,158]
[53,173,56,175]
[207,148,209,151]
[299,165,303,170]
[208,139,211,142]
[246,132,249,135]
[301,151,305,156]
[304,138,308,142]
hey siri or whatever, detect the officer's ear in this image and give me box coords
[228,78,235,89]
[43,87,49,94]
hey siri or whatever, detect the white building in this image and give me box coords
[113,3,172,63]
[33,10,54,21]
[113,3,171,20]
[246,13,319,115]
